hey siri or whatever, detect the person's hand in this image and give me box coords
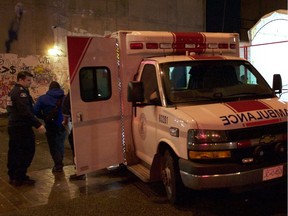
[37,125,46,134]
[62,117,69,126]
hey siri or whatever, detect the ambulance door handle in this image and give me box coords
[76,112,83,122]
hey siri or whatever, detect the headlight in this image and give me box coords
[187,129,231,160]
[188,129,228,145]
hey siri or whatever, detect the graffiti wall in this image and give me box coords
[0,53,69,113]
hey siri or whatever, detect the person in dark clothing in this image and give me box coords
[62,91,86,180]
[34,81,66,173]
[6,71,46,186]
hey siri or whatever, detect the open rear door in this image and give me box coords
[67,36,124,175]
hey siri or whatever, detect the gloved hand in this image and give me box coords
[37,125,46,134]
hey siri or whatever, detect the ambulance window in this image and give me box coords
[141,64,160,104]
[239,65,257,84]
[79,67,111,102]
[169,66,190,89]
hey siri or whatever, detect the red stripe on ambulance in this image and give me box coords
[225,100,270,112]
[189,55,225,60]
[246,119,280,127]
[172,32,206,54]
[220,100,286,127]
[67,37,92,83]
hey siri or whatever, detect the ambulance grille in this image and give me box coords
[226,122,287,141]
[227,122,287,164]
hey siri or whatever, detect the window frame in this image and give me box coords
[79,66,112,102]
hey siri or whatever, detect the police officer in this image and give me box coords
[6,71,46,186]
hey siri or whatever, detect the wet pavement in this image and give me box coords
[0,114,287,216]
[0,115,171,216]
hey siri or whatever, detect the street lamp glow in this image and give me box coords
[48,46,63,56]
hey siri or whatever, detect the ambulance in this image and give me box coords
[67,31,287,204]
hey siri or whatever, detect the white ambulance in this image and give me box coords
[67,31,287,204]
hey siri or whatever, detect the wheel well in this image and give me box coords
[150,142,178,181]
[158,142,178,158]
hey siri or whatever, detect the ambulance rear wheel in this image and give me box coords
[161,149,183,204]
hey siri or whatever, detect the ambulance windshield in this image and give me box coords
[160,60,275,105]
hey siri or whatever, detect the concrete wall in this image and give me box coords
[0,0,206,56]
[0,0,205,112]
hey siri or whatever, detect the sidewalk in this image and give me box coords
[0,115,171,216]
[0,114,76,213]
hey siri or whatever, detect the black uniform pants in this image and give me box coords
[45,126,66,169]
[7,126,35,181]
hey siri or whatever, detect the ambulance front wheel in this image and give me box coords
[161,149,184,204]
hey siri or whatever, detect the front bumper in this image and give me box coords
[179,159,287,190]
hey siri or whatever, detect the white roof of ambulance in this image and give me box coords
[144,55,243,64]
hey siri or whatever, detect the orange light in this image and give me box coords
[189,150,231,159]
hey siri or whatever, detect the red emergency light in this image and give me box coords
[130,43,143,49]
[146,43,158,49]
[218,43,229,49]
[130,42,236,51]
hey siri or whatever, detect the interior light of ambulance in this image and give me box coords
[130,43,143,49]
[189,150,231,159]
[146,43,159,49]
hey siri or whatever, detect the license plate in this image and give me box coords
[263,165,283,181]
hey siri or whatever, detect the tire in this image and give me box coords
[161,149,184,204]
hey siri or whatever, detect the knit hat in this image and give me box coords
[49,81,61,90]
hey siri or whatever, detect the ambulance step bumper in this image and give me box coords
[179,162,287,190]
[128,164,150,182]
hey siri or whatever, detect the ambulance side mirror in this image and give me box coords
[127,81,144,103]
[272,74,282,94]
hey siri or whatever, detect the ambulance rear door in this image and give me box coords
[67,36,124,175]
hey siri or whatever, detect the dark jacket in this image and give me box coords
[7,83,42,128]
[34,88,65,127]
[62,92,71,119]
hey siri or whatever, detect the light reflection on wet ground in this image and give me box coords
[0,165,142,214]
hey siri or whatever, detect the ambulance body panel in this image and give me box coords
[67,31,287,204]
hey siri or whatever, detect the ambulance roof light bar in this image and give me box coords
[125,31,239,56]
[129,42,236,52]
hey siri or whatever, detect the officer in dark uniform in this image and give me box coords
[6,71,46,186]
